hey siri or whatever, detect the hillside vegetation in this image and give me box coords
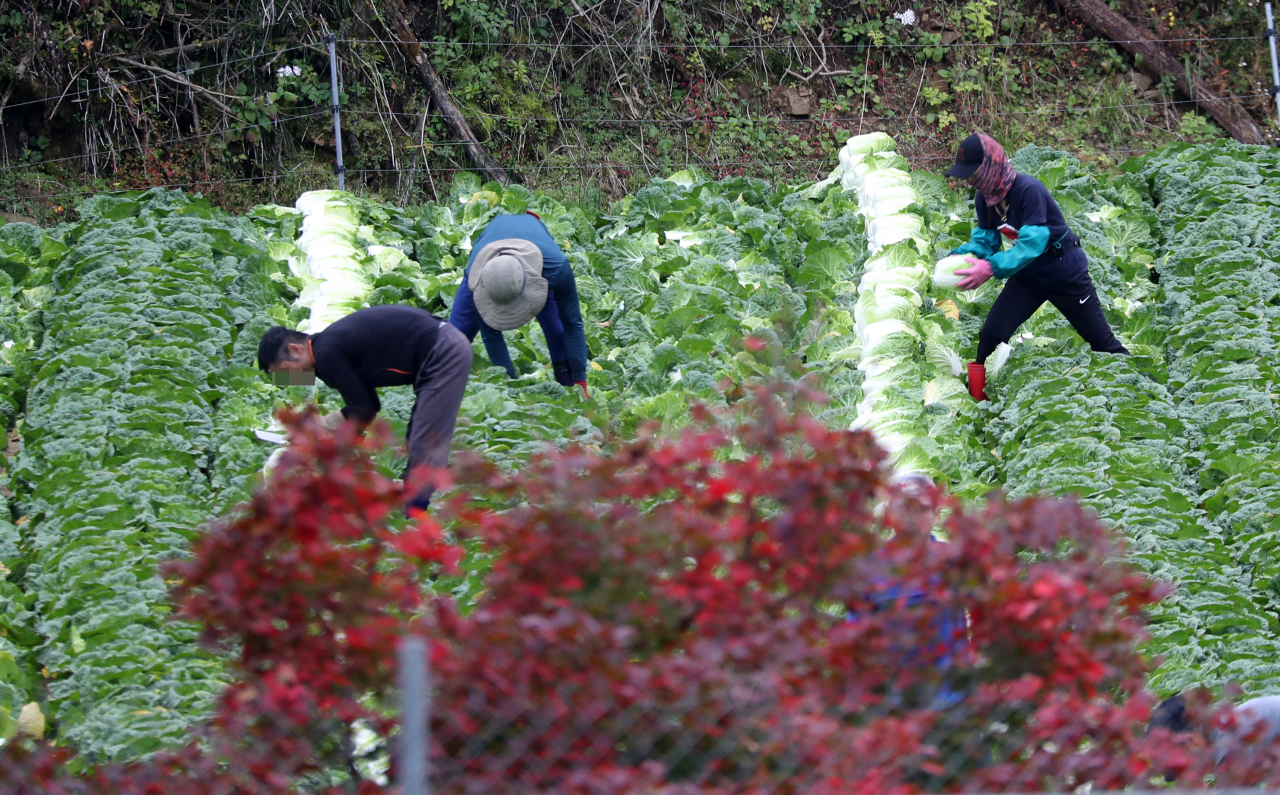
[0,0,1270,218]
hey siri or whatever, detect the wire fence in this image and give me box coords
[0,44,314,115]
[4,632,1280,794]
[0,145,1163,205]
[347,34,1266,50]
[333,92,1257,129]
[0,26,1259,214]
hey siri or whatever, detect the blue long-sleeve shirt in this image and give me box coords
[449,213,589,383]
[847,536,967,709]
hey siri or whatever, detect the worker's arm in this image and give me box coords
[322,410,372,435]
[988,187,1051,279]
[313,347,380,426]
[535,291,574,385]
[951,227,1001,259]
[988,226,1049,279]
[541,259,588,384]
[950,196,1001,259]
[478,327,517,378]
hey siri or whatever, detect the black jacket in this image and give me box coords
[310,305,444,424]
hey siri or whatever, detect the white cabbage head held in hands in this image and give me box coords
[932,255,973,290]
[953,256,994,291]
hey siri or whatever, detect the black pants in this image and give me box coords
[975,264,1129,364]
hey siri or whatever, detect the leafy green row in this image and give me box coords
[1127,142,1280,691]
[1,190,290,757]
[975,144,1280,693]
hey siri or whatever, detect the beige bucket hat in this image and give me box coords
[469,238,548,331]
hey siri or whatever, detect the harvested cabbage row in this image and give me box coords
[816,134,986,493]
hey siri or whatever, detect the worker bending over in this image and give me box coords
[945,132,1128,399]
[257,304,472,515]
[449,211,590,397]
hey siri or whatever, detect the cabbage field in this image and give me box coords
[1,137,1278,757]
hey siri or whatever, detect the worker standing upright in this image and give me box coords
[257,304,472,516]
[448,211,591,397]
[944,133,1128,400]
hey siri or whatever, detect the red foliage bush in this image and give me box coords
[3,388,1278,792]
[417,387,1200,793]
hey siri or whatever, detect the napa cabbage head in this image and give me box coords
[859,319,920,361]
[867,213,926,252]
[924,376,970,410]
[855,286,920,332]
[924,339,964,378]
[865,184,920,218]
[859,264,928,293]
[859,360,926,406]
[843,132,897,156]
[860,170,914,203]
[986,342,1015,381]
[863,246,920,274]
[932,255,972,290]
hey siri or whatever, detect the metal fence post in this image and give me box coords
[1266,4,1280,142]
[398,635,429,795]
[326,32,345,189]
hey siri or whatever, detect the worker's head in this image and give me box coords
[882,472,942,536]
[1150,693,1193,735]
[946,132,1015,204]
[945,133,986,183]
[469,238,548,331]
[258,326,317,386]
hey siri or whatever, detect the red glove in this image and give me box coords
[955,256,994,291]
[575,381,589,399]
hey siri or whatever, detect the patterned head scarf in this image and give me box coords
[969,132,1017,206]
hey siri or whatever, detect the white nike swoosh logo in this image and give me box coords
[1079,296,1090,304]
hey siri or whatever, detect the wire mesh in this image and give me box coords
[5,655,1280,794]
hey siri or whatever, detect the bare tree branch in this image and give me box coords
[143,34,233,60]
[1052,0,1265,144]
[109,55,241,118]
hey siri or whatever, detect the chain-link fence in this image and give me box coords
[4,631,1280,794]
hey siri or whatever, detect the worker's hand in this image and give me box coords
[321,410,344,431]
[575,381,589,399]
[955,256,993,291]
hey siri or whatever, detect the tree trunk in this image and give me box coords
[378,3,513,186]
[1053,0,1266,144]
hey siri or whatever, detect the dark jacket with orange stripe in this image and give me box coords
[310,304,445,425]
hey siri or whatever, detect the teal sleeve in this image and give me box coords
[989,225,1049,279]
[950,227,1001,259]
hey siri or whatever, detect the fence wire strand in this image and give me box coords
[0,44,313,115]
[343,34,1264,50]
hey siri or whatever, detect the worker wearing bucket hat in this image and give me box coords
[469,238,548,330]
[449,211,590,397]
[944,132,1128,401]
